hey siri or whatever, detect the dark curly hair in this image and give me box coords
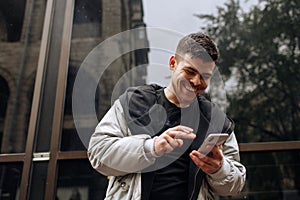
[175,32,219,62]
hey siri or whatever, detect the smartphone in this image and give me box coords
[198,133,229,157]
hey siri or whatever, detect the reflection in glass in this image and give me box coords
[0,76,9,152]
[61,0,103,151]
[0,1,46,153]
[28,162,48,200]
[61,0,149,151]
[0,163,22,199]
[56,160,108,200]
[72,0,102,38]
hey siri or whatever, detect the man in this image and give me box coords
[88,32,246,199]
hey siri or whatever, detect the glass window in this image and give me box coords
[56,160,108,200]
[62,0,144,151]
[62,0,149,151]
[28,162,48,200]
[0,163,23,199]
[72,0,102,38]
[0,76,9,118]
[74,0,102,24]
[0,1,45,153]
[0,76,9,152]
[61,0,103,152]
[0,1,26,42]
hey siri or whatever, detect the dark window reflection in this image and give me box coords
[74,0,102,24]
[61,129,85,151]
[0,0,45,153]
[0,163,22,199]
[56,160,107,200]
[28,162,48,200]
[0,76,9,152]
[0,76,9,119]
[62,0,103,151]
[72,0,102,38]
[62,66,99,151]
[64,67,99,116]
[64,67,78,116]
[0,1,26,42]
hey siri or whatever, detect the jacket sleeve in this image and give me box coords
[205,132,246,196]
[87,99,158,177]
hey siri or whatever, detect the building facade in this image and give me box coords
[0,0,148,199]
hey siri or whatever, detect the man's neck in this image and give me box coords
[164,87,191,108]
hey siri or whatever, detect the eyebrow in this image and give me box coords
[201,73,213,78]
[185,66,212,77]
[185,66,198,73]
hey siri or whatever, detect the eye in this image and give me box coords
[184,68,196,76]
[201,73,212,80]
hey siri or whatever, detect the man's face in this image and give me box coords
[169,53,215,106]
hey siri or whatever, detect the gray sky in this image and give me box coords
[143,0,227,34]
[143,0,257,86]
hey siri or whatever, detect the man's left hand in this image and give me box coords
[189,145,223,174]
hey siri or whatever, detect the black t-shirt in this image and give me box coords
[148,89,196,200]
[119,84,234,200]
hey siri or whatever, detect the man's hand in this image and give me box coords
[189,145,224,174]
[154,125,196,156]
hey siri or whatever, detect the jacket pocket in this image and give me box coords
[105,174,141,200]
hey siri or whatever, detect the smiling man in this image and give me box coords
[88,32,246,200]
[166,54,213,107]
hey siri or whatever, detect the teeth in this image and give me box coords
[185,85,195,92]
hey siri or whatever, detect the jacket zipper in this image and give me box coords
[189,168,200,200]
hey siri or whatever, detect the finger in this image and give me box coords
[195,149,223,171]
[167,125,193,134]
[156,138,174,155]
[164,135,181,148]
[168,130,196,140]
[191,150,216,166]
[190,150,201,157]
[191,150,209,159]
[209,145,223,160]
[163,145,174,154]
[165,126,195,140]
[175,125,194,133]
[175,138,184,147]
[190,151,219,174]
[190,151,208,168]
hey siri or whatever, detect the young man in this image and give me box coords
[88,32,246,199]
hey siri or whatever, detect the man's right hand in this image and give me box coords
[154,125,196,156]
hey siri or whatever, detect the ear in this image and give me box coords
[169,55,176,71]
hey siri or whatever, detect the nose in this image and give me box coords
[190,74,207,90]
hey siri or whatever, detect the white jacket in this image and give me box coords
[88,99,246,200]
